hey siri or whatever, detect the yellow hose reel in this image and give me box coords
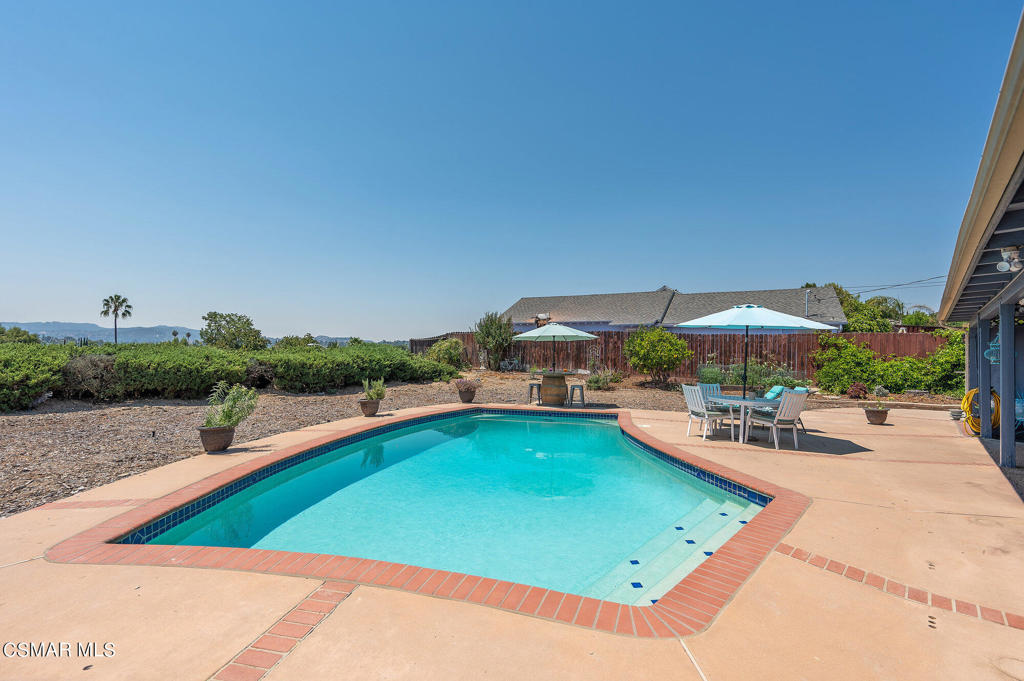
[961,388,999,436]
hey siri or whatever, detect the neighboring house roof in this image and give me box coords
[502,287,676,327]
[663,287,846,326]
[502,286,846,327]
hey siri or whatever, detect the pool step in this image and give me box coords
[583,499,722,596]
[627,503,761,605]
[590,500,761,605]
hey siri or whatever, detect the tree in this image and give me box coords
[901,310,935,326]
[0,326,41,344]
[473,312,514,370]
[185,332,192,344]
[822,283,893,332]
[100,294,133,344]
[171,330,179,343]
[623,326,693,383]
[864,296,905,320]
[275,333,319,350]
[200,312,268,351]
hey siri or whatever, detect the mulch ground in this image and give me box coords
[0,370,959,517]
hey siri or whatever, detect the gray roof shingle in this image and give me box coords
[502,286,846,327]
[664,287,846,325]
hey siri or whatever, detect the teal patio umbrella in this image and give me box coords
[676,304,834,397]
[512,323,598,371]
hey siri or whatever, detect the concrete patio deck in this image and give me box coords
[1,405,1022,680]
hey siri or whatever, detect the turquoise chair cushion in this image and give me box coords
[793,386,808,393]
[764,385,785,400]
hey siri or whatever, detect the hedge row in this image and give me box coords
[0,342,459,412]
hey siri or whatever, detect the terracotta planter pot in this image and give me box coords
[864,408,889,425]
[359,399,381,417]
[458,389,476,403]
[198,426,235,453]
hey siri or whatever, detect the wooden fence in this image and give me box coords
[410,330,947,380]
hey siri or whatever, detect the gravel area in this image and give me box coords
[0,370,967,517]
[0,371,687,517]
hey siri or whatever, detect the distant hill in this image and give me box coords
[1,322,200,344]
[1,323,405,347]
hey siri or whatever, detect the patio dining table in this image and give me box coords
[708,395,780,444]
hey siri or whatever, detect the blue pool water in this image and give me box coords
[152,413,761,604]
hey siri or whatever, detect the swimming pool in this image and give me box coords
[136,411,764,606]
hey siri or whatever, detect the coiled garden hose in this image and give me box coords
[961,388,999,436]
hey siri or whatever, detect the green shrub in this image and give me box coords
[474,312,514,370]
[262,343,456,392]
[425,337,466,369]
[111,344,248,399]
[812,335,877,393]
[362,377,386,400]
[586,371,616,391]
[0,344,73,411]
[624,326,693,383]
[813,330,964,396]
[203,381,258,427]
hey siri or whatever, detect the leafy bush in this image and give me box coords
[813,330,965,397]
[203,381,258,427]
[624,326,693,383]
[264,344,456,392]
[111,344,248,399]
[62,354,118,399]
[0,344,73,411]
[846,382,868,399]
[362,377,386,400]
[474,312,514,370]
[697,359,808,389]
[425,337,466,369]
[0,341,457,411]
[586,371,618,391]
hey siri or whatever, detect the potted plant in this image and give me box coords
[359,377,386,416]
[198,381,258,453]
[864,399,890,425]
[454,378,481,403]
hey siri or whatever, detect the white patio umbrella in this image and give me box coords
[676,304,835,397]
[512,323,598,371]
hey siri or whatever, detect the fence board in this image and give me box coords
[410,330,946,380]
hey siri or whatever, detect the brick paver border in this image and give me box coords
[211,580,356,681]
[774,543,1024,630]
[45,404,810,638]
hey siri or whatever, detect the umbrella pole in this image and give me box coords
[742,325,749,399]
[551,338,555,371]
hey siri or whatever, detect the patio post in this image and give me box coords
[979,320,992,439]
[967,321,978,393]
[998,303,1016,468]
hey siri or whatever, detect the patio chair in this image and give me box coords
[745,390,809,450]
[753,387,808,433]
[682,385,735,441]
[698,383,723,401]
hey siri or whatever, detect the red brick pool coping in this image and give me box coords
[45,404,811,638]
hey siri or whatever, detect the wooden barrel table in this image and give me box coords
[540,372,568,406]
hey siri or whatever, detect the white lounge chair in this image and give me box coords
[745,390,809,450]
[682,384,735,441]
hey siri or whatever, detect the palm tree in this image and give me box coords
[100,294,133,344]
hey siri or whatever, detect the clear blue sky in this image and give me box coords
[2,1,1021,339]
